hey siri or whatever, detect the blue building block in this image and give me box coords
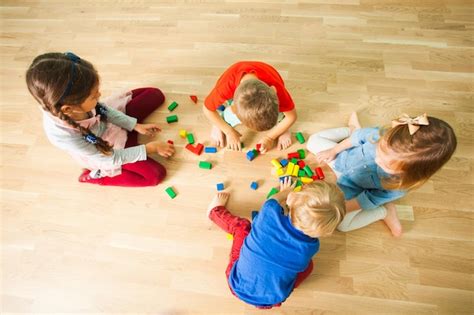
[280,159,289,167]
[205,147,217,153]
[246,149,258,161]
[217,105,226,111]
[251,210,258,220]
[250,181,258,190]
[216,183,224,191]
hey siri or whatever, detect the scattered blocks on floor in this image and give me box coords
[297,160,306,168]
[168,101,178,111]
[266,187,279,199]
[298,149,306,159]
[301,177,314,184]
[280,159,288,167]
[250,181,258,190]
[216,183,225,191]
[271,159,282,169]
[186,133,195,144]
[276,167,285,176]
[179,129,187,138]
[298,169,306,177]
[166,115,178,123]
[315,167,325,179]
[165,187,177,199]
[288,152,299,159]
[199,161,212,169]
[190,95,198,103]
[286,162,295,176]
[296,132,305,144]
[292,164,300,177]
[304,165,314,177]
[246,149,258,161]
[204,146,217,153]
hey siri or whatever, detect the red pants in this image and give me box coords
[209,206,314,309]
[81,88,167,187]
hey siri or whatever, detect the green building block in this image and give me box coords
[187,133,195,144]
[266,187,279,199]
[166,115,178,123]
[298,170,306,177]
[168,101,178,111]
[296,179,302,187]
[165,187,177,199]
[296,132,305,144]
[291,158,298,164]
[303,165,314,177]
[298,149,306,159]
[199,161,212,169]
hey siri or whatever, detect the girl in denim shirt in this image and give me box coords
[307,113,457,237]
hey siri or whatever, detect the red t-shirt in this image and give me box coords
[204,61,295,112]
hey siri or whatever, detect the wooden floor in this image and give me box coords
[1,1,473,314]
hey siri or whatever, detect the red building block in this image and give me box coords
[288,152,299,159]
[297,160,306,168]
[186,143,204,155]
[167,140,174,145]
[190,95,198,103]
[315,167,325,180]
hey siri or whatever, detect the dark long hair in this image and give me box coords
[26,52,113,155]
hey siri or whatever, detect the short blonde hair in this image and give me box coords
[289,181,346,238]
[233,79,279,131]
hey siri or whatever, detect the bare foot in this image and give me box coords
[207,192,230,218]
[211,125,226,148]
[277,130,292,150]
[383,204,403,237]
[348,112,362,133]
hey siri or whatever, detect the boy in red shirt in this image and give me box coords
[203,61,297,152]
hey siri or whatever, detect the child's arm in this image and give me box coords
[258,109,297,153]
[269,177,296,205]
[202,105,242,150]
[316,137,353,164]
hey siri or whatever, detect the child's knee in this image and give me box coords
[307,133,324,153]
[146,87,165,105]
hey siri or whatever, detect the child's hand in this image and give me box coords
[257,136,275,154]
[279,176,295,192]
[316,148,337,164]
[225,128,242,151]
[134,123,161,137]
[145,141,175,158]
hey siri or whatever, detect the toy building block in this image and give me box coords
[295,132,305,144]
[186,133,195,144]
[167,140,174,145]
[204,146,217,153]
[166,115,178,123]
[301,177,314,184]
[298,170,306,177]
[266,187,279,199]
[280,159,289,167]
[304,165,314,177]
[165,187,177,199]
[216,183,225,191]
[179,129,187,138]
[240,142,244,149]
[298,149,306,159]
[246,149,258,161]
[291,158,298,164]
[276,167,285,176]
[293,185,302,192]
[250,181,258,190]
[312,175,320,180]
[292,165,300,177]
[288,152,299,159]
[226,233,233,240]
[199,161,212,169]
[286,162,295,176]
[190,95,198,103]
[256,143,262,152]
[168,101,178,111]
[186,143,203,155]
[315,167,325,179]
[297,160,306,168]
[217,105,226,111]
[271,159,282,169]
[251,210,258,220]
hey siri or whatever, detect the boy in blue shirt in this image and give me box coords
[207,178,346,308]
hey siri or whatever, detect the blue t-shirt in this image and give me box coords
[334,127,405,209]
[228,199,319,307]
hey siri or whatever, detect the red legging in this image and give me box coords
[81,88,167,187]
[209,206,314,309]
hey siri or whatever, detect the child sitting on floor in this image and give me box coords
[206,178,346,308]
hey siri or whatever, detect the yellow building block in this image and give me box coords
[292,165,300,177]
[271,159,282,169]
[276,167,285,176]
[179,129,187,138]
[301,177,314,184]
[286,162,295,176]
[293,185,302,192]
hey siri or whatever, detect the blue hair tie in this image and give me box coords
[84,133,98,144]
[95,103,108,119]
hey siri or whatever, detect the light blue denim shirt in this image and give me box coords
[334,127,405,210]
